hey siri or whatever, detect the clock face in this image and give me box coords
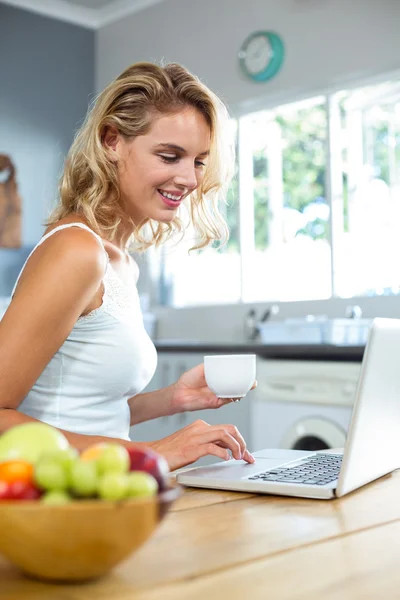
[243,35,272,75]
[239,31,285,82]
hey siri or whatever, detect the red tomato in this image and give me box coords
[0,460,34,485]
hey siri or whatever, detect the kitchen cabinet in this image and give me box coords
[130,352,252,465]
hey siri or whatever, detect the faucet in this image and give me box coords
[259,304,280,323]
[345,305,362,319]
[244,304,280,341]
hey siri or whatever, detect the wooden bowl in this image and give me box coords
[0,486,181,582]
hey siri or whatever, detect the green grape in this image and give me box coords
[69,460,98,497]
[41,490,72,505]
[35,458,69,491]
[126,471,158,498]
[97,444,130,475]
[98,473,129,501]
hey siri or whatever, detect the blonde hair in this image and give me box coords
[47,62,235,251]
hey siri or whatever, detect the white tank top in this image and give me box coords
[12,223,157,440]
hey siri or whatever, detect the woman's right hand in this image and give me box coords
[150,419,255,472]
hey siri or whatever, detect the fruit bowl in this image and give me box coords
[0,485,181,582]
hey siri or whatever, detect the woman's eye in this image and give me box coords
[159,154,206,168]
[159,154,178,163]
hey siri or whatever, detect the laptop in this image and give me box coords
[177,317,400,500]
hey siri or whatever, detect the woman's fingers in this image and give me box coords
[162,419,255,468]
[192,419,254,462]
[205,443,231,462]
[217,425,255,463]
[243,449,255,463]
[198,427,242,460]
[218,424,248,458]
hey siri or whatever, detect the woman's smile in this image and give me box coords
[157,189,185,208]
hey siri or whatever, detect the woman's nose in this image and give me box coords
[174,163,198,191]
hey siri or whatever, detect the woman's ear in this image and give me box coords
[102,126,120,159]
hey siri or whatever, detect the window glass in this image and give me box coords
[241,97,331,302]
[332,81,400,297]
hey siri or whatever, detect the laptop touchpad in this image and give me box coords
[178,458,288,480]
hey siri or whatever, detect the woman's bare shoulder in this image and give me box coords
[14,217,106,298]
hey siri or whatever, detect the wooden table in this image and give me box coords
[2,471,400,599]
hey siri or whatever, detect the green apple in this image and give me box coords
[0,423,70,465]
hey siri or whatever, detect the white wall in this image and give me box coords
[96,0,400,341]
[96,0,400,113]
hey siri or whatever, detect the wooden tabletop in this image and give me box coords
[2,471,400,599]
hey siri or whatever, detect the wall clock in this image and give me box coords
[238,31,285,82]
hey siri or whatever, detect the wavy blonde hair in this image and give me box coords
[47,62,235,251]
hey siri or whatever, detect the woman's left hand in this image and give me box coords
[171,363,257,413]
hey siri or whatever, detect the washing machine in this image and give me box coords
[250,358,361,452]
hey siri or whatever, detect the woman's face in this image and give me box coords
[108,107,211,225]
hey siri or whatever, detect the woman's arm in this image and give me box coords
[0,407,254,471]
[129,363,252,426]
[128,385,178,426]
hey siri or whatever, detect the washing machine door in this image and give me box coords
[281,417,346,451]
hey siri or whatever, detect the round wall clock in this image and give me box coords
[238,31,285,82]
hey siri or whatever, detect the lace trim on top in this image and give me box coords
[78,262,138,323]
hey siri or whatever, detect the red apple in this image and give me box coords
[11,481,42,500]
[126,446,169,491]
[0,480,13,500]
[0,480,42,501]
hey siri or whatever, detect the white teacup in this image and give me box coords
[204,354,256,400]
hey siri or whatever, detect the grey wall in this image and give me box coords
[96,0,400,112]
[0,5,94,295]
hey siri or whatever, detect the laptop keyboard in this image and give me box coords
[247,453,343,486]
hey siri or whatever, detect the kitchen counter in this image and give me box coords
[155,340,365,361]
[2,471,400,599]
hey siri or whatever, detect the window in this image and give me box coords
[330,81,400,297]
[160,76,400,307]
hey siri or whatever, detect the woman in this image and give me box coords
[0,62,255,471]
